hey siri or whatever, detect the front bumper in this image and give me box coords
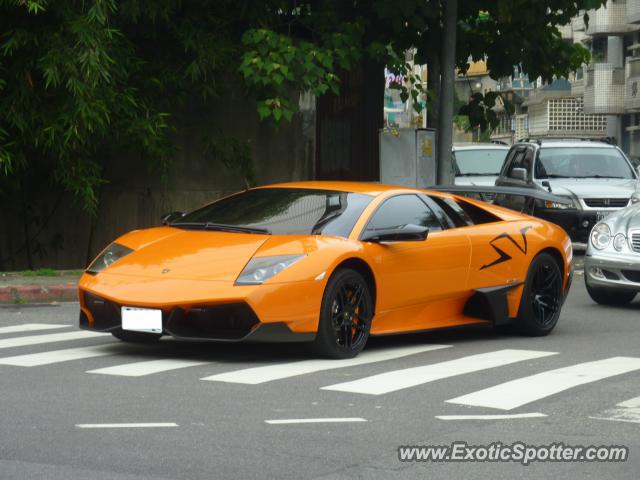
[584,251,640,291]
[79,291,314,342]
[78,271,324,340]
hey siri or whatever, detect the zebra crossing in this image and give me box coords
[1,322,639,422]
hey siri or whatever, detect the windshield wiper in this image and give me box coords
[171,222,271,234]
[541,174,572,178]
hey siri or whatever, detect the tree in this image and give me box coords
[0,0,608,217]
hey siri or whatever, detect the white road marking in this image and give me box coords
[447,357,640,410]
[0,324,69,334]
[87,359,210,377]
[436,413,547,420]
[618,395,640,409]
[265,418,367,425]
[589,395,640,424]
[0,344,123,367]
[321,349,556,395]
[201,345,451,385]
[0,330,108,350]
[75,423,178,429]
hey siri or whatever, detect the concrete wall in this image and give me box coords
[0,92,316,271]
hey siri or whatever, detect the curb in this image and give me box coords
[0,284,78,305]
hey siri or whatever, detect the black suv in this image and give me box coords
[494,138,640,245]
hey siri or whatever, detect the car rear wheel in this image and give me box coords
[516,253,563,336]
[111,328,162,343]
[585,283,636,305]
[313,268,373,359]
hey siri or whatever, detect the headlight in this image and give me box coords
[614,233,627,252]
[543,199,575,209]
[590,223,611,250]
[87,243,133,274]
[236,255,304,285]
[631,192,640,204]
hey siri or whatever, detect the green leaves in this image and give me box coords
[239,24,362,124]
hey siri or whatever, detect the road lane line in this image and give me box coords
[0,344,124,367]
[201,345,451,385]
[87,359,210,377]
[0,324,69,334]
[321,349,557,395]
[0,331,108,350]
[436,413,547,420]
[265,418,367,425]
[447,356,640,410]
[589,394,640,424]
[76,423,178,429]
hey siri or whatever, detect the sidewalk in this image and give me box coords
[0,270,81,305]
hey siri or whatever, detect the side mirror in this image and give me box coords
[361,224,429,243]
[161,211,185,225]
[511,167,528,182]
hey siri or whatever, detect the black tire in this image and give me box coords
[312,268,373,359]
[111,328,162,343]
[585,282,637,306]
[516,253,563,336]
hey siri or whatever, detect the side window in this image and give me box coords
[363,195,443,236]
[428,195,473,227]
[500,148,518,176]
[507,149,526,178]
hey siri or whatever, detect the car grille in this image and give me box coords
[632,233,640,253]
[583,198,629,208]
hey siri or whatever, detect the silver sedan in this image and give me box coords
[585,200,640,305]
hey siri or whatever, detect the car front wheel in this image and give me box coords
[313,268,373,359]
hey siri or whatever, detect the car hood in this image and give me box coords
[601,202,640,234]
[454,175,498,186]
[537,178,639,200]
[102,227,270,282]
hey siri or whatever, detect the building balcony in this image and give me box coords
[584,63,626,114]
[586,1,640,35]
[625,57,640,110]
[628,0,640,24]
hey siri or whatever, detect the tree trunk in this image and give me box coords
[436,0,458,185]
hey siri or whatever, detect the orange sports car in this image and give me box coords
[78,181,573,358]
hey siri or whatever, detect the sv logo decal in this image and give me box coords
[480,226,532,270]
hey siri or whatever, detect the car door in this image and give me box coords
[359,194,472,331]
[495,146,535,212]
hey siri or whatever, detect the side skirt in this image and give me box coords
[463,284,523,326]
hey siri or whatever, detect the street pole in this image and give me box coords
[437,0,457,185]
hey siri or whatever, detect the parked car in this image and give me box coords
[585,201,640,305]
[494,138,640,246]
[78,181,572,359]
[453,143,510,186]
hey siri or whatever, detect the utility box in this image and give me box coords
[379,128,437,187]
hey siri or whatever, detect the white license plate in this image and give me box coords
[121,307,162,334]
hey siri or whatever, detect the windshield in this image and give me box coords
[454,149,508,175]
[536,147,636,179]
[175,188,373,237]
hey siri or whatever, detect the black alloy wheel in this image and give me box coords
[517,253,563,336]
[313,269,373,359]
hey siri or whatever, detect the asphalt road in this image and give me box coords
[0,258,639,480]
